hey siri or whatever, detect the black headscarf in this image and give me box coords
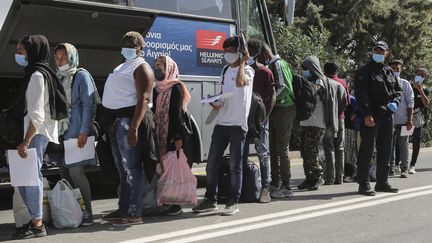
[16,35,68,121]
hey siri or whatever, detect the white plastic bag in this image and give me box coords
[48,179,83,228]
[13,178,51,228]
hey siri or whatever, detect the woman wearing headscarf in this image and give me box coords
[14,35,65,239]
[152,55,191,216]
[54,43,97,226]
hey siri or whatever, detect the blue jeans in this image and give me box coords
[17,134,49,219]
[243,119,271,188]
[109,117,145,217]
[206,125,246,204]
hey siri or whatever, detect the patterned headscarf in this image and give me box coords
[55,43,79,107]
[154,56,191,157]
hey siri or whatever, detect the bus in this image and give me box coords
[0,0,279,184]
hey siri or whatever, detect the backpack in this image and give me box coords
[268,57,294,106]
[220,66,266,143]
[291,74,318,121]
[240,160,262,202]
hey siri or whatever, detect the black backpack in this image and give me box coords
[221,66,266,143]
[240,160,262,202]
[291,74,318,121]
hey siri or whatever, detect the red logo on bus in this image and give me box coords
[196,30,226,50]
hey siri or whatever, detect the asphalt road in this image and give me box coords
[0,149,431,243]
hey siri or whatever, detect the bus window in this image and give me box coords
[132,0,233,19]
[240,0,265,40]
[82,0,127,5]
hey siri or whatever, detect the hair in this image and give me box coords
[417,67,429,75]
[122,31,144,49]
[223,36,239,49]
[54,44,67,52]
[324,62,339,75]
[247,39,263,56]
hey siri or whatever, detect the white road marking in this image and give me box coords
[120,185,432,243]
[168,189,432,243]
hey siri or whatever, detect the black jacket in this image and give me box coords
[354,60,402,119]
[152,83,184,152]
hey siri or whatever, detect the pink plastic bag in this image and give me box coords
[156,149,197,206]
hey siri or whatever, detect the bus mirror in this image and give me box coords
[284,0,296,25]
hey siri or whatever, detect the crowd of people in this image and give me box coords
[10,32,430,239]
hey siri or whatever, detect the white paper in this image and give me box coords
[7,149,39,187]
[200,92,234,103]
[64,136,96,165]
[401,126,414,136]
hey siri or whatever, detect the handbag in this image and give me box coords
[413,109,425,128]
[181,110,193,140]
[48,179,83,228]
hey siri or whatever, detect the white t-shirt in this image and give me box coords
[102,57,147,109]
[216,65,254,132]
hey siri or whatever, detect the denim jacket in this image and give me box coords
[63,69,97,167]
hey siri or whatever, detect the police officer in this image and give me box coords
[354,41,402,196]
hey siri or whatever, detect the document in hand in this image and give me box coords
[64,136,96,165]
[7,148,39,187]
[400,126,414,136]
[200,92,234,103]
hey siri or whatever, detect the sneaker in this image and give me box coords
[309,178,324,191]
[81,212,94,227]
[102,209,126,221]
[269,184,280,193]
[409,166,416,174]
[271,186,293,198]
[375,183,399,193]
[400,170,408,178]
[220,202,239,216]
[358,185,376,196]
[297,180,310,190]
[192,200,218,213]
[394,165,401,175]
[112,216,143,226]
[258,188,271,203]
[166,205,183,216]
[12,223,46,239]
[389,166,395,176]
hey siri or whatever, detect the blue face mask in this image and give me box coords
[121,48,138,61]
[393,72,400,79]
[372,53,385,63]
[303,70,312,78]
[415,75,425,84]
[15,54,28,67]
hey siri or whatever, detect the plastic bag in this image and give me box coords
[156,149,197,206]
[13,178,51,228]
[48,179,83,228]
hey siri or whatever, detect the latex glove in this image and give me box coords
[387,102,398,113]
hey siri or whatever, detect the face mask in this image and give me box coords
[15,54,28,67]
[393,72,400,79]
[154,68,165,81]
[58,63,70,71]
[372,53,385,63]
[415,75,425,84]
[224,52,240,64]
[303,70,312,78]
[247,54,259,66]
[121,47,138,61]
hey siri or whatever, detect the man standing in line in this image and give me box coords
[259,42,296,197]
[354,41,402,196]
[388,59,414,178]
[323,62,349,185]
[192,36,254,215]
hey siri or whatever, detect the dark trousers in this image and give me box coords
[205,125,246,204]
[357,116,393,187]
[410,127,422,167]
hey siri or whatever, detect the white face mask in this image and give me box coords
[393,72,400,79]
[415,75,425,84]
[58,63,70,71]
[224,52,240,64]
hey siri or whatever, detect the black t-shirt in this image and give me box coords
[414,87,430,109]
